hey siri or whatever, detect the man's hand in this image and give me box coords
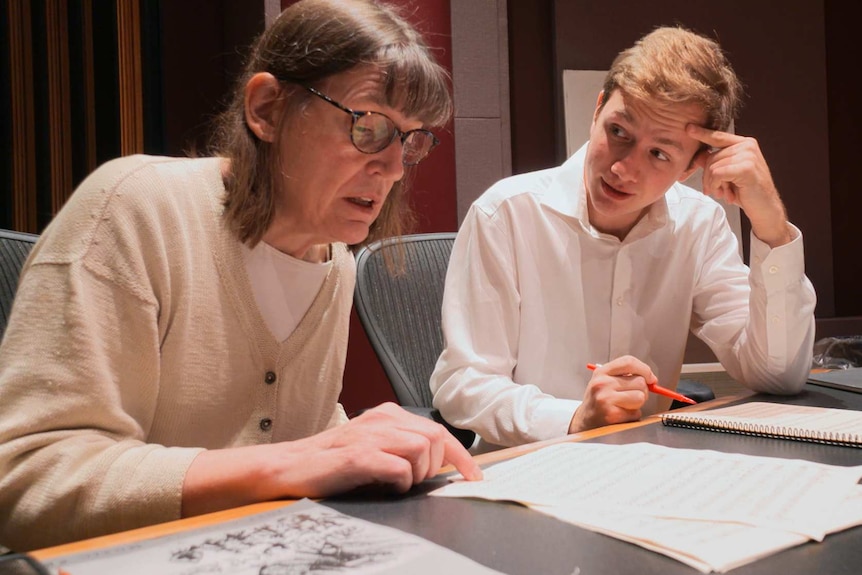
[568,356,655,434]
[687,125,793,248]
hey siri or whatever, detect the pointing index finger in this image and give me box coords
[443,434,483,481]
[686,123,744,149]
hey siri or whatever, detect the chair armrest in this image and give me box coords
[429,408,477,450]
[398,407,476,450]
[351,406,476,449]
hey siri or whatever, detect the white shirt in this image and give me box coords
[243,241,332,342]
[430,143,817,448]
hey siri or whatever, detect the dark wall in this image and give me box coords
[824,0,862,319]
[159,1,266,156]
[509,0,860,337]
[507,0,555,174]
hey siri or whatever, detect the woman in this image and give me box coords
[0,0,481,551]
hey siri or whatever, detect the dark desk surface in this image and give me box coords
[325,385,862,575]
[32,384,862,574]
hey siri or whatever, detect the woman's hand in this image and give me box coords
[182,403,482,517]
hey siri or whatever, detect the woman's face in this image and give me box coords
[267,66,424,259]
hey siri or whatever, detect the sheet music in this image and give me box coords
[43,499,504,575]
[432,442,862,572]
[433,442,862,539]
[536,483,862,574]
[536,506,806,573]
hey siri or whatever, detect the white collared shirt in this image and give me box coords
[430,143,817,447]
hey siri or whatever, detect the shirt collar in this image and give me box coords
[543,143,589,221]
[543,141,671,240]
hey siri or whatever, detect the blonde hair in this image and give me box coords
[209,0,452,247]
[600,26,743,131]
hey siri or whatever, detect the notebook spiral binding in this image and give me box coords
[660,414,862,448]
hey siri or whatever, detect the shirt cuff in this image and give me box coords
[528,397,582,442]
[749,223,806,290]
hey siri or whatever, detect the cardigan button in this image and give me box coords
[264,371,276,385]
[259,418,273,431]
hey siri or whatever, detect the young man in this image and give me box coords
[430,26,816,448]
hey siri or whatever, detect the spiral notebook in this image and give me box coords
[661,401,862,447]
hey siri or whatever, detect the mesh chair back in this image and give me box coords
[0,229,39,340]
[354,233,456,408]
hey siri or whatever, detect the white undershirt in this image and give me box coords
[242,241,332,342]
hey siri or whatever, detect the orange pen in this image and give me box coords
[586,363,696,405]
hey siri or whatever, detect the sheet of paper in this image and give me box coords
[536,506,806,573]
[826,481,862,533]
[431,442,862,539]
[43,499,504,575]
[536,483,862,574]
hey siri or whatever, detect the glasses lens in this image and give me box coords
[352,113,439,165]
[402,130,438,166]
[352,113,396,154]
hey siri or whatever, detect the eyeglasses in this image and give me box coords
[302,85,440,166]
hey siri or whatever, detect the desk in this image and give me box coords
[32,385,862,574]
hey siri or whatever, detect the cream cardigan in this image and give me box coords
[0,155,353,550]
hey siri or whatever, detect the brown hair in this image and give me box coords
[600,26,743,132]
[209,0,452,248]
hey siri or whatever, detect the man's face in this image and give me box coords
[584,89,706,239]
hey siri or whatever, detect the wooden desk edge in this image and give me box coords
[32,391,754,562]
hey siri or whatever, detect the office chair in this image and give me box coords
[0,229,39,341]
[353,232,713,448]
[354,233,476,448]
